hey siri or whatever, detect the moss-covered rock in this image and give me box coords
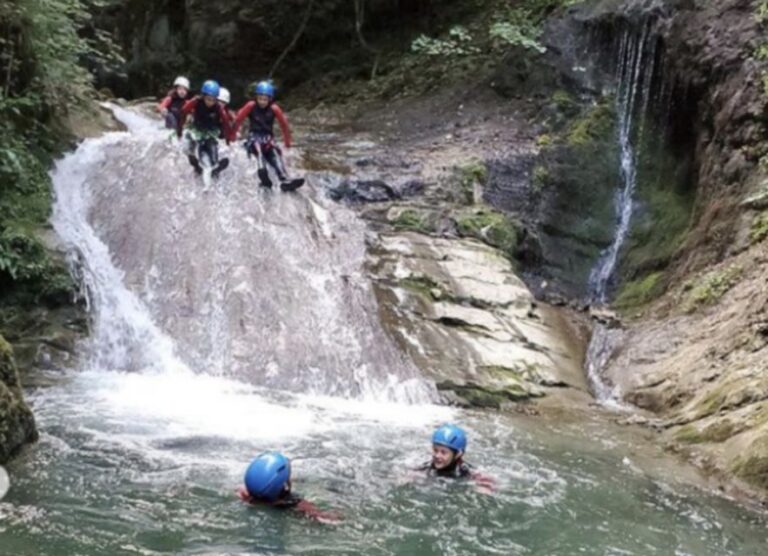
[0,335,38,463]
[750,212,768,244]
[614,271,664,309]
[454,208,521,257]
[683,265,743,313]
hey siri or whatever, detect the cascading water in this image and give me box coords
[585,23,657,404]
[51,105,434,402]
[588,23,657,304]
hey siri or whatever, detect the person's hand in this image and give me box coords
[236,486,253,503]
[314,510,343,525]
[160,108,168,117]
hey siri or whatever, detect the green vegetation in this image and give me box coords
[566,102,615,146]
[675,421,739,444]
[0,0,100,323]
[614,271,664,309]
[458,160,487,204]
[532,165,551,191]
[455,208,521,257]
[683,265,743,313]
[392,209,432,233]
[751,212,768,244]
[400,275,446,300]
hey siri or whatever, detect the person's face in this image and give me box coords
[203,95,217,107]
[256,94,271,108]
[432,445,457,470]
[176,86,189,98]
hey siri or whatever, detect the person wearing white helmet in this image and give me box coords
[158,76,191,133]
[218,87,236,135]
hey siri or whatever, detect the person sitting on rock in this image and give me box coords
[178,79,233,177]
[237,451,342,524]
[417,424,495,492]
[157,76,191,134]
[233,80,294,187]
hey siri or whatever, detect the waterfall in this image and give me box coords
[50,105,436,403]
[585,23,658,404]
[588,22,657,304]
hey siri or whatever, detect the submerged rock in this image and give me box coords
[0,336,38,463]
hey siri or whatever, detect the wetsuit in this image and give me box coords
[157,90,188,133]
[179,97,233,175]
[237,486,340,522]
[418,460,474,479]
[233,101,292,181]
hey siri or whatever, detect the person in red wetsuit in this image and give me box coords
[233,80,293,186]
[157,76,191,133]
[217,87,236,141]
[178,79,233,177]
[237,452,342,525]
[417,424,495,493]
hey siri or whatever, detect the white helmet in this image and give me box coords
[173,76,191,90]
[218,87,231,105]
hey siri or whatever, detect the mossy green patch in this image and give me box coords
[400,275,447,300]
[532,165,551,191]
[566,102,616,147]
[683,265,743,313]
[455,208,521,257]
[675,421,738,444]
[750,212,768,244]
[392,209,432,233]
[614,271,664,309]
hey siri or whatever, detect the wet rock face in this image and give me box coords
[0,336,38,463]
[367,232,586,408]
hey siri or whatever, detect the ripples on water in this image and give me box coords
[0,370,766,555]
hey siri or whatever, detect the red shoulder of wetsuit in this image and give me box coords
[158,96,172,112]
[216,103,234,144]
[233,100,257,134]
[271,104,292,148]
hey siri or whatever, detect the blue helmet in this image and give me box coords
[244,452,291,502]
[201,80,220,97]
[432,424,467,453]
[253,80,276,98]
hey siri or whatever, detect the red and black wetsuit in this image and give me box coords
[180,97,233,138]
[233,101,293,147]
[158,90,189,131]
[233,101,293,180]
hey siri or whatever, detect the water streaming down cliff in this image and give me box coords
[585,23,658,403]
[50,105,434,402]
[588,22,657,304]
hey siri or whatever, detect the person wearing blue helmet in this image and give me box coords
[237,451,342,524]
[179,79,234,178]
[419,423,472,479]
[233,80,304,191]
[418,424,495,493]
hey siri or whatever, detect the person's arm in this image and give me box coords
[218,104,233,144]
[271,104,292,148]
[233,101,256,135]
[470,470,496,494]
[294,499,343,524]
[177,98,197,136]
[158,96,172,114]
